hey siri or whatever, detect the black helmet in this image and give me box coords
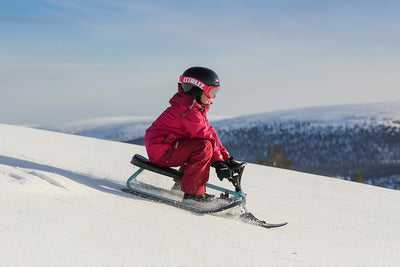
[179,67,220,99]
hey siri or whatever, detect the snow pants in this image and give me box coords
[155,138,213,195]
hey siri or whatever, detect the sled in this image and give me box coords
[123,154,287,228]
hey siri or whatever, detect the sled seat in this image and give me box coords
[130,154,183,180]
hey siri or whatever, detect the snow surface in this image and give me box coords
[1,123,400,266]
[39,116,154,142]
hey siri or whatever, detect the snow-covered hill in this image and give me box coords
[212,103,400,188]
[215,102,400,128]
[39,116,154,142]
[1,123,400,266]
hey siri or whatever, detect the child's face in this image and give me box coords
[200,92,213,105]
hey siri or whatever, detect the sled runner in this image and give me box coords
[122,154,287,229]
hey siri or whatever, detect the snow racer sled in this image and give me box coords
[122,154,287,229]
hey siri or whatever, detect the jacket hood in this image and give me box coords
[169,86,194,106]
[169,85,211,112]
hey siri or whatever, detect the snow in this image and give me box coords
[1,123,400,266]
[39,116,154,141]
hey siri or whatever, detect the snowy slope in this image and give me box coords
[39,116,154,142]
[1,123,400,266]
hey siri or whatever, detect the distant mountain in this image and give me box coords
[211,103,400,189]
[39,116,153,142]
[40,103,400,189]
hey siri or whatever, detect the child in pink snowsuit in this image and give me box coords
[145,67,240,203]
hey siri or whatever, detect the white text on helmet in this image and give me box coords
[182,77,205,89]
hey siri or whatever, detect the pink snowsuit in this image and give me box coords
[144,86,230,195]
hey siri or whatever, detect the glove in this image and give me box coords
[211,161,233,181]
[224,157,244,171]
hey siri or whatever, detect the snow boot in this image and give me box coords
[183,193,215,204]
[170,182,184,195]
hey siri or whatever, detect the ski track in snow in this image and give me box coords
[1,123,400,267]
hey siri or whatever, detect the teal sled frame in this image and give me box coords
[124,154,247,214]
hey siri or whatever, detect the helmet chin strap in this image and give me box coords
[201,100,212,107]
[182,96,212,118]
[195,95,202,104]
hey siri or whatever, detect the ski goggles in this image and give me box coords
[179,75,220,99]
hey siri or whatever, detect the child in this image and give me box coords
[144,66,241,204]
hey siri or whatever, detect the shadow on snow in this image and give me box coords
[0,154,132,198]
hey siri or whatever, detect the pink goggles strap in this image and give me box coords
[179,75,220,99]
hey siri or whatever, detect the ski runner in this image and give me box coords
[144,66,243,204]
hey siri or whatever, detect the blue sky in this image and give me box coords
[1,0,400,125]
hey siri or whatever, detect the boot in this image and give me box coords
[170,182,183,195]
[183,193,215,203]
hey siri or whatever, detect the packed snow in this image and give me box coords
[1,123,400,266]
